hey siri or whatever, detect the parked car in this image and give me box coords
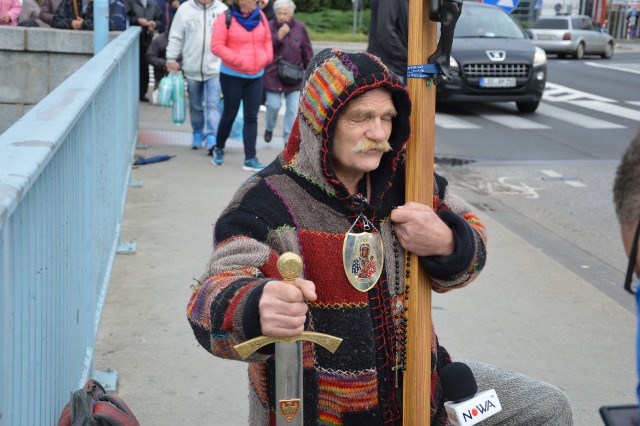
[436,2,547,113]
[529,15,615,59]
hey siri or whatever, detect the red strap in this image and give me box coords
[57,404,71,426]
[99,394,139,420]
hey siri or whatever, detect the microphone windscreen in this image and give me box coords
[440,362,478,402]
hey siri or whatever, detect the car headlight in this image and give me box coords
[533,46,547,67]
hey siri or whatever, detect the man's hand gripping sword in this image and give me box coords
[233,252,343,424]
[234,252,343,359]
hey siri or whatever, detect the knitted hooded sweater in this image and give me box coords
[187,49,487,426]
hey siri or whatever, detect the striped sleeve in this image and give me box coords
[421,174,487,292]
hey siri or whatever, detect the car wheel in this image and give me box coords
[516,100,540,113]
[601,42,614,59]
[573,43,585,59]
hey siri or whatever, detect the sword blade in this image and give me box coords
[275,341,304,425]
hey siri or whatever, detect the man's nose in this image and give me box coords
[366,118,389,141]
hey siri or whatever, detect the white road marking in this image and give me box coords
[570,100,640,121]
[481,113,550,129]
[435,113,481,129]
[543,82,615,102]
[541,169,587,188]
[536,103,625,129]
[584,61,640,76]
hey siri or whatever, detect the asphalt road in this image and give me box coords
[434,47,640,313]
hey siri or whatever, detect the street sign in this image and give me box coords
[482,0,520,13]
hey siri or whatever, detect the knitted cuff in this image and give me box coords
[419,210,475,280]
[241,282,274,355]
[242,282,266,340]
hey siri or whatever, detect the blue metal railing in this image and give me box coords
[0,27,140,425]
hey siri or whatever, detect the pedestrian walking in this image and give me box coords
[262,0,312,146]
[165,0,227,150]
[209,0,273,171]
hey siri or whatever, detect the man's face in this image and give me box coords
[332,88,396,180]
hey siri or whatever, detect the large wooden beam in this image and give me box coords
[403,0,437,424]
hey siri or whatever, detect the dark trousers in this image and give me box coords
[216,73,263,161]
[139,33,152,99]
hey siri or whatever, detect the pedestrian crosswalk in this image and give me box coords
[434,82,639,130]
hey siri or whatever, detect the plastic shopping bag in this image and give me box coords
[157,75,173,107]
[171,73,186,126]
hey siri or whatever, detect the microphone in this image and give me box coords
[441,362,502,425]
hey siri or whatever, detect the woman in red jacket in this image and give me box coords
[210,0,273,171]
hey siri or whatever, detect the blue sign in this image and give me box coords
[482,0,520,13]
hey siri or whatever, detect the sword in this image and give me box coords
[234,252,343,425]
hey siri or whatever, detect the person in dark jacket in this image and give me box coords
[367,0,409,83]
[262,0,312,145]
[52,0,94,29]
[146,30,170,90]
[125,0,162,101]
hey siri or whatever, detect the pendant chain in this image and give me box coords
[391,224,409,388]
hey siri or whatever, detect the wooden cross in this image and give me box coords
[403,0,437,424]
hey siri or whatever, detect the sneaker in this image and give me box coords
[243,157,265,171]
[212,148,224,165]
[264,130,272,143]
[205,135,217,152]
[192,132,204,150]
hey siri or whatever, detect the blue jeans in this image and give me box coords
[186,77,222,138]
[217,73,262,161]
[265,90,300,145]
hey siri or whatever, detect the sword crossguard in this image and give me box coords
[233,252,343,360]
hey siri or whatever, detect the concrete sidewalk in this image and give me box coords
[94,100,636,425]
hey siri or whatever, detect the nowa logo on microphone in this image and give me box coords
[461,397,499,423]
[444,389,502,426]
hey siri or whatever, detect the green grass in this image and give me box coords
[296,8,370,42]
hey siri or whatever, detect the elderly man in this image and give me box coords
[187,49,572,425]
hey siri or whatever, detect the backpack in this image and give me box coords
[57,379,140,426]
[108,0,127,31]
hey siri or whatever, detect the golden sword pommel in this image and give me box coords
[233,252,343,360]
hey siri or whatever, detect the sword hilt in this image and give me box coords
[233,252,343,360]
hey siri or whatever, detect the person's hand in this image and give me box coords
[171,0,180,8]
[148,20,156,30]
[259,278,317,338]
[137,17,149,27]
[390,202,455,257]
[0,14,11,23]
[278,22,290,40]
[71,17,84,29]
[166,61,180,73]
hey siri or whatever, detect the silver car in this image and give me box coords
[529,15,614,59]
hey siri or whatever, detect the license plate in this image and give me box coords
[536,34,555,40]
[479,77,516,88]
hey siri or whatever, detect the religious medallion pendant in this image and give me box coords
[342,214,384,292]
